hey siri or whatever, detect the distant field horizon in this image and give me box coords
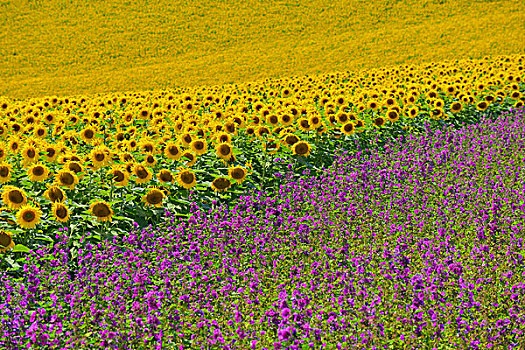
[1,0,523,99]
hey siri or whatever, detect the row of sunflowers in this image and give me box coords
[0,54,523,255]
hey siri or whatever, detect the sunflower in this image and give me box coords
[20,145,39,166]
[335,112,349,124]
[51,202,70,223]
[2,186,28,209]
[34,125,48,139]
[164,142,182,161]
[215,142,233,161]
[8,138,21,155]
[0,144,7,163]
[190,139,208,156]
[215,132,232,144]
[229,166,248,184]
[142,187,166,208]
[0,230,15,253]
[27,163,51,182]
[264,138,281,155]
[255,126,271,140]
[107,166,129,187]
[180,151,197,167]
[278,113,293,127]
[373,116,386,128]
[292,141,312,157]
[341,122,355,136]
[54,170,79,190]
[386,109,400,123]
[89,146,111,170]
[44,184,66,203]
[90,200,113,222]
[42,144,60,163]
[142,153,157,168]
[157,169,174,184]
[308,114,322,129]
[179,133,193,147]
[450,101,463,113]
[79,127,97,144]
[16,204,42,229]
[176,168,197,190]
[132,164,153,184]
[65,161,85,180]
[211,177,231,192]
[0,162,12,183]
[476,101,489,112]
[297,118,311,132]
[367,100,380,111]
[266,114,279,127]
[283,134,300,148]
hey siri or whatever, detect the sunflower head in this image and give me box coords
[16,204,42,229]
[27,163,51,182]
[229,166,248,184]
[211,177,231,192]
[292,141,312,157]
[215,143,233,161]
[0,162,13,183]
[2,186,28,210]
[55,170,79,190]
[90,201,113,222]
[176,169,197,190]
[51,202,70,223]
[44,185,66,203]
[132,164,153,184]
[157,169,174,183]
[0,230,15,253]
[142,187,166,208]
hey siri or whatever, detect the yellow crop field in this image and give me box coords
[1,0,523,99]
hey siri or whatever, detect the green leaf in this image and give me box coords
[12,244,31,253]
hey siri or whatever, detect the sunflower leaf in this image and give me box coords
[12,244,31,253]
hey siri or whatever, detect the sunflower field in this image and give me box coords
[1,0,525,349]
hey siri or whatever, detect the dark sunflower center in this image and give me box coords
[95,153,105,162]
[113,171,125,182]
[33,166,44,176]
[144,145,153,153]
[181,172,194,184]
[285,135,298,145]
[49,188,64,202]
[8,190,23,204]
[344,124,354,132]
[93,203,111,217]
[160,171,173,182]
[68,163,81,173]
[27,149,36,158]
[56,206,68,219]
[0,166,9,177]
[184,135,192,144]
[147,155,155,163]
[84,130,94,139]
[213,178,231,190]
[60,173,74,185]
[231,168,245,180]
[136,167,149,179]
[23,210,36,222]
[295,143,309,155]
[0,232,11,247]
[194,141,204,150]
[219,145,231,156]
[147,191,163,204]
[46,148,56,157]
[37,129,45,136]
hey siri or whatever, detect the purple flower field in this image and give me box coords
[1,108,525,349]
